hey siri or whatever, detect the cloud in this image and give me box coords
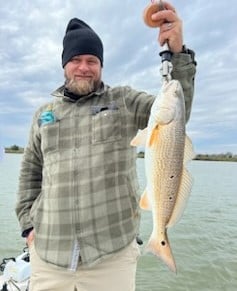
[0,0,237,154]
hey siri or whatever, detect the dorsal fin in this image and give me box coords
[130,128,148,147]
[167,168,193,228]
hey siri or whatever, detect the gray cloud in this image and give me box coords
[0,0,236,153]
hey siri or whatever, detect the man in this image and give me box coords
[16,2,196,291]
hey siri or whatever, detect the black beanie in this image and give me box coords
[62,18,103,67]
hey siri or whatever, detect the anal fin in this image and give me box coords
[139,189,152,210]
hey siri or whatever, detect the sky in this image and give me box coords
[0,0,236,154]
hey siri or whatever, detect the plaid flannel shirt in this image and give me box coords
[16,52,196,270]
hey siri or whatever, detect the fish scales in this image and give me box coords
[131,79,194,273]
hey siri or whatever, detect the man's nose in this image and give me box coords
[77,61,89,72]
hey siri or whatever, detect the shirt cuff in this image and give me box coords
[22,227,34,238]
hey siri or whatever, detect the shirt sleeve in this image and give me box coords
[171,51,197,122]
[123,86,155,130]
[15,109,43,234]
[123,50,196,128]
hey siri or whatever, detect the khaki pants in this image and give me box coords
[29,240,140,291]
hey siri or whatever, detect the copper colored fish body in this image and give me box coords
[131,80,194,273]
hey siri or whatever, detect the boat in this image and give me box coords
[0,248,30,291]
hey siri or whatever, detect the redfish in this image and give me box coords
[131,80,195,273]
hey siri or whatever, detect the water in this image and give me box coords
[0,154,237,290]
[0,154,25,256]
[136,158,237,291]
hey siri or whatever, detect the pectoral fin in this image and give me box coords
[148,126,159,147]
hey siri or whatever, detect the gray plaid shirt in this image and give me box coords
[16,53,196,270]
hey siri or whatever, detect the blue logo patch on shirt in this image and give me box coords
[38,105,57,126]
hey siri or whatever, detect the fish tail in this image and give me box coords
[146,232,177,273]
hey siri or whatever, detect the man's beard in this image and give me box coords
[65,77,100,96]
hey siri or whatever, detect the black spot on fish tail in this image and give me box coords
[161,240,166,246]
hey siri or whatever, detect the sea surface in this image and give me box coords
[0,154,236,290]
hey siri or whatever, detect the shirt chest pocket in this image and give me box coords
[40,122,59,154]
[92,106,122,144]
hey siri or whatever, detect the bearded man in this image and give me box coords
[16,6,196,291]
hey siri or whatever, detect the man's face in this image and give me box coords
[64,54,102,95]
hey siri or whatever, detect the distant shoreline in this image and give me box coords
[137,152,237,162]
[4,148,24,154]
[194,154,237,162]
[4,148,237,162]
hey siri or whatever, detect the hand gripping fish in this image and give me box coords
[131,79,195,273]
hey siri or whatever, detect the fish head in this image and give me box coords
[150,80,185,126]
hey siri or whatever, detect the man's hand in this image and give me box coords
[146,1,183,53]
[26,229,34,247]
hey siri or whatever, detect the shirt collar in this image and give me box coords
[51,82,107,102]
